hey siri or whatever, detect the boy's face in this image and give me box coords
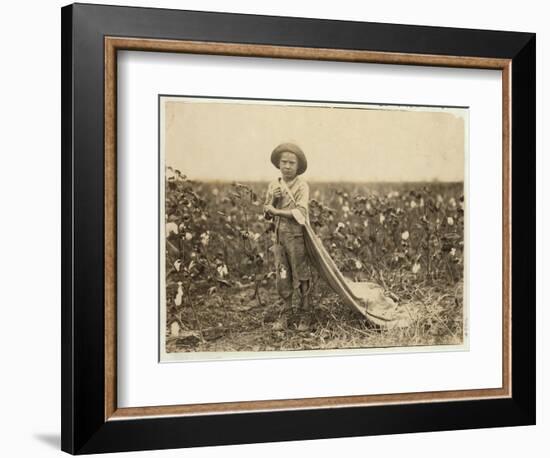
[279,152,299,179]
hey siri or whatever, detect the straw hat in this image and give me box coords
[270,143,307,175]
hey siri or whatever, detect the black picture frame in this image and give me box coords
[61,3,535,454]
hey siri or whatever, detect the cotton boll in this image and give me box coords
[166,222,178,237]
[174,281,184,306]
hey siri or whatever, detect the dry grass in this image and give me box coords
[166,275,464,355]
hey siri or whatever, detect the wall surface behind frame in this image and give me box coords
[0,0,544,457]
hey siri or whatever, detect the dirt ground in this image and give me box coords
[166,277,463,355]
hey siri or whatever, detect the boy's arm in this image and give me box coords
[272,209,306,228]
[294,182,310,220]
[272,209,295,218]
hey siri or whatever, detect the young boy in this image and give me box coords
[263,143,312,331]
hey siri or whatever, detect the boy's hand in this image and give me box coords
[264,205,278,216]
[272,186,282,199]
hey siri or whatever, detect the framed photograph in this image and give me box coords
[159,96,468,362]
[61,3,535,454]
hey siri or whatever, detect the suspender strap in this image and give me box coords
[278,178,306,226]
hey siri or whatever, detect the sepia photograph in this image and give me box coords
[159,96,468,361]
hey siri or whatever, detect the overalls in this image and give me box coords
[265,177,312,301]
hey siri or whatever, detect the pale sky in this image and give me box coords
[162,97,466,182]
